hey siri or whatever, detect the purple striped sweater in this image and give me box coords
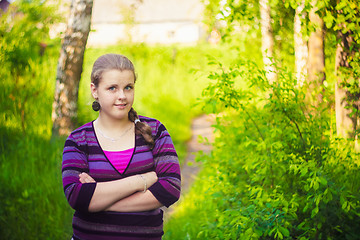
[62,116,181,239]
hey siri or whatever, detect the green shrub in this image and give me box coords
[0,0,60,135]
[164,60,360,240]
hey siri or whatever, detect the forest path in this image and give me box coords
[163,114,215,221]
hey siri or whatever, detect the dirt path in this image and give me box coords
[163,114,215,221]
[180,114,215,192]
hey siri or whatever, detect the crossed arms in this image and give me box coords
[78,171,162,212]
[62,123,181,214]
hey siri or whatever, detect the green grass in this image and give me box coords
[0,43,73,239]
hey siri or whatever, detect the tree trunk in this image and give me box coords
[294,0,308,86]
[259,0,277,83]
[52,0,93,136]
[307,0,325,105]
[335,30,358,140]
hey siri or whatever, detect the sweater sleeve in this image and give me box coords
[148,123,181,208]
[62,135,96,212]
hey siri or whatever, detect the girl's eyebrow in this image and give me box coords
[105,82,118,86]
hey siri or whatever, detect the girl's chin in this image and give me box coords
[99,112,129,120]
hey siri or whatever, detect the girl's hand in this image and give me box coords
[79,172,96,183]
[140,171,158,188]
[79,171,157,190]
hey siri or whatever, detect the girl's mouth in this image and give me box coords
[114,103,127,109]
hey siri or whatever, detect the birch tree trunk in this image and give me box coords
[294,0,308,86]
[259,0,277,83]
[335,30,358,141]
[52,0,93,136]
[307,0,325,105]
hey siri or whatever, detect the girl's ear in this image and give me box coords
[90,83,98,99]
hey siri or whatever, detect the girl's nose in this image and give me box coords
[118,90,126,99]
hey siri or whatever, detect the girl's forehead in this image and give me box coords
[100,69,135,83]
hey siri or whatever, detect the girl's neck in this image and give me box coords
[95,115,132,132]
[94,116,135,151]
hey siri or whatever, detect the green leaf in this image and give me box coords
[279,226,290,237]
[300,167,308,176]
[319,177,327,186]
[311,207,319,218]
[348,22,356,31]
[313,181,319,191]
[275,229,283,239]
[323,11,334,29]
[342,201,348,210]
[335,1,348,10]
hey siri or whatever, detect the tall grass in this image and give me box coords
[0,40,237,239]
[0,43,73,239]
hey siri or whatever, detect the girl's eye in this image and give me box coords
[108,86,116,91]
[125,85,133,90]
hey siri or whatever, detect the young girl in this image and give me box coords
[62,54,181,239]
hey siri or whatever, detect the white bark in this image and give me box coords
[294,0,308,86]
[52,0,93,136]
[335,29,358,148]
[259,0,277,83]
[307,0,325,105]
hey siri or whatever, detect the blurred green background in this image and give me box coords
[1,0,360,239]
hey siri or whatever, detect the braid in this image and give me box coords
[128,108,154,149]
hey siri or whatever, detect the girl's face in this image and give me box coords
[91,69,135,121]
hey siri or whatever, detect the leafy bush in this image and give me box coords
[0,0,60,134]
[164,60,360,240]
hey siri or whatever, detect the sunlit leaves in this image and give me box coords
[188,58,360,239]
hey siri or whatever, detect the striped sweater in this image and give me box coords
[62,116,181,240]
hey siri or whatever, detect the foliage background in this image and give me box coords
[164,60,360,239]
[1,0,360,239]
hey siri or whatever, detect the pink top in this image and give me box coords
[103,148,134,174]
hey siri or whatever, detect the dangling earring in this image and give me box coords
[92,100,101,111]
